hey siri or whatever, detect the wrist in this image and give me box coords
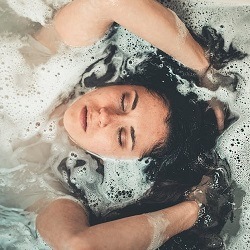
[194,62,210,79]
[184,200,200,223]
[193,44,210,74]
[192,47,211,78]
[163,201,200,238]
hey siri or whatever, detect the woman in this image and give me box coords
[1,0,243,249]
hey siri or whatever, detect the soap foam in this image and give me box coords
[50,136,153,216]
[0,3,155,248]
[164,0,250,249]
[146,212,170,250]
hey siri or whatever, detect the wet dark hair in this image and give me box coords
[79,26,246,249]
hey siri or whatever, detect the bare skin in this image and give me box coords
[34,1,223,248]
[35,0,224,130]
[63,85,170,159]
[36,199,199,250]
[35,0,209,72]
[36,173,213,249]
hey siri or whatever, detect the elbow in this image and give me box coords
[91,0,124,9]
[68,235,96,250]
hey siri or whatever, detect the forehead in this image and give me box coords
[95,84,144,93]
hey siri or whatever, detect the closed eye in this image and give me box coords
[118,127,123,146]
[120,93,126,111]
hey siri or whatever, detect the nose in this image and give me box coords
[99,107,113,127]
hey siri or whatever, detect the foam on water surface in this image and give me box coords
[0,1,155,248]
[49,132,153,216]
[0,0,250,249]
[164,0,250,248]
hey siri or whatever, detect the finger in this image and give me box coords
[208,99,225,131]
[213,106,225,131]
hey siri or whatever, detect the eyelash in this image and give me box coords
[118,127,123,147]
[120,93,126,112]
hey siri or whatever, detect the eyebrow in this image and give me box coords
[131,90,139,110]
[130,90,138,150]
[130,126,136,150]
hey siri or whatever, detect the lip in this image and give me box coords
[80,106,87,131]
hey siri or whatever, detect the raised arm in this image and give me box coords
[36,198,199,250]
[35,0,209,73]
[103,0,209,73]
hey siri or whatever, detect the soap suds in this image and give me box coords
[146,212,170,250]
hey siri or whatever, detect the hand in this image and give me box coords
[200,65,238,91]
[187,156,233,231]
[197,66,235,132]
[186,175,212,208]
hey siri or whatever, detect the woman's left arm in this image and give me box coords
[36,198,199,250]
[35,0,209,73]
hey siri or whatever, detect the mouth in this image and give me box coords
[80,106,88,131]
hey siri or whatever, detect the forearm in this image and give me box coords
[36,199,199,250]
[35,0,208,72]
[104,0,209,72]
[74,201,199,250]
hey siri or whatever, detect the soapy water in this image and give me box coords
[162,1,250,249]
[0,0,250,249]
[0,1,155,248]
[50,134,154,217]
[146,212,170,250]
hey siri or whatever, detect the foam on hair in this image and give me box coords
[163,0,250,248]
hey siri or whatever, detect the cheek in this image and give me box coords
[63,112,75,135]
[85,129,112,149]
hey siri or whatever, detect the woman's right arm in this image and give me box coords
[36,199,199,250]
[35,0,209,73]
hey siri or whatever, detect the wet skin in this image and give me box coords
[63,85,170,159]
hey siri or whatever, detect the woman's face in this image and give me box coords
[63,85,170,159]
